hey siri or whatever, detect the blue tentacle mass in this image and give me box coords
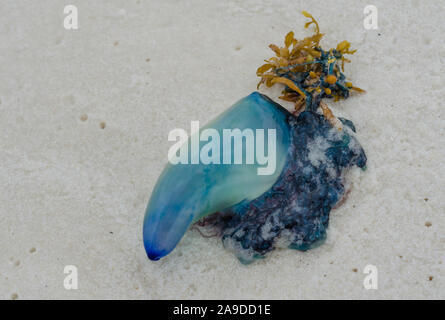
[143,92,366,264]
[215,109,366,264]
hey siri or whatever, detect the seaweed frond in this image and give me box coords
[257,11,365,115]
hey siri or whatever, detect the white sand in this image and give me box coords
[1,0,444,299]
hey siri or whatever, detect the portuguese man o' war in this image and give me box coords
[143,12,367,264]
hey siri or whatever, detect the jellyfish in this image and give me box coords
[142,12,367,264]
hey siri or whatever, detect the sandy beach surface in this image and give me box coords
[0,0,444,299]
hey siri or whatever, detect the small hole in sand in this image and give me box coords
[11,293,18,300]
[80,114,88,121]
[114,41,119,46]
[100,122,106,129]
[424,198,428,201]
[63,94,75,106]
[146,58,150,62]
[30,247,36,253]
[352,268,358,273]
[425,221,432,227]
[55,36,63,45]
[188,284,197,292]
[428,276,433,281]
